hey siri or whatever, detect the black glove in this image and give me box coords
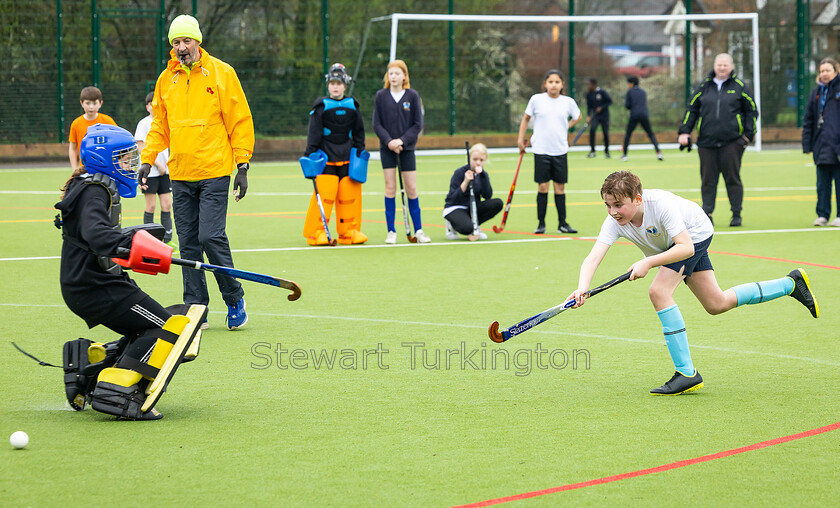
[138,163,152,184]
[679,136,693,152]
[233,162,249,201]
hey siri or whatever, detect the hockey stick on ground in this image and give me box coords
[488,271,630,343]
[396,156,417,243]
[311,178,338,246]
[465,141,480,237]
[492,147,526,233]
[571,121,589,146]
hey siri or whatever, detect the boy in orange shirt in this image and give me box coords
[68,86,117,172]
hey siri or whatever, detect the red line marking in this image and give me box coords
[453,421,840,507]
[708,250,840,270]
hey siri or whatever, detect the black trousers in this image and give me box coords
[171,177,244,307]
[623,116,659,153]
[589,116,610,152]
[445,199,503,235]
[98,294,171,338]
[697,140,746,216]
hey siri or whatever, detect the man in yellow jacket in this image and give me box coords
[140,14,254,331]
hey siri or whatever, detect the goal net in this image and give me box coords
[353,12,763,152]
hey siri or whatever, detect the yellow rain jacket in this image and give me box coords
[142,48,254,181]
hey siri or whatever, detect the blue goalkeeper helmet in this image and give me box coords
[80,124,140,198]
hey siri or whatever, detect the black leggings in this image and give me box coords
[445,199,503,234]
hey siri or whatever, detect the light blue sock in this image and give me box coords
[408,197,423,232]
[384,197,396,232]
[657,304,695,376]
[732,277,794,306]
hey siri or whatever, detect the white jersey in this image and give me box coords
[596,189,714,257]
[134,115,169,178]
[524,93,582,156]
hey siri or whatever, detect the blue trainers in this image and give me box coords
[226,298,247,330]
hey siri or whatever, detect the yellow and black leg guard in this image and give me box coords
[336,176,367,244]
[62,338,126,411]
[90,305,206,420]
[303,174,339,245]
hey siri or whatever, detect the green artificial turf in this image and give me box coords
[1,148,838,506]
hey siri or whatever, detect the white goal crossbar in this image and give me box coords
[376,12,762,151]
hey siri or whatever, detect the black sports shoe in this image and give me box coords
[650,370,704,395]
[586,151,596,158]
[787,268,819,318]
[557,223,578,234]
[604,152,611,159]
[730,215,742,227]
[534,223,546,234]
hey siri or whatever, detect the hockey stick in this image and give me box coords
[115,244,302,301]
[311,178,338,246]
[396,155,417,243]
[492,147,526,233]
[465,141,480,237]
[488,271,630,343]
[571,121,589,147]
[169,258,302,301]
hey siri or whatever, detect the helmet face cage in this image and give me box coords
[112,145,140,180]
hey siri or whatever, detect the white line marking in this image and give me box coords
[1,227,837,262]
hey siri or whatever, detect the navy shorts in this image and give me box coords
[141,174,171,195]
[380,149,417,172]
[663,235,714,280]
[533,154,568,184]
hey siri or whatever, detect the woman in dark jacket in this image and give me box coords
[442,143,502,241]
[802,57,840,227]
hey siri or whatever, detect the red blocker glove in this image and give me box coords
[113,229,173,275]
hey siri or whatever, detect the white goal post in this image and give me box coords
[377,12,762,151]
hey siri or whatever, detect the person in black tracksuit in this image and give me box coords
[57,174,171,337]
[678,53,759,227]
[585,77,613,158]
[442,143,503,240]
[621,76,662,161]
[802,57,840,227]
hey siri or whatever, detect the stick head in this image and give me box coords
[488,321,506,343]
[492,225,504,233]
[406,234,417,243]
[287,284,302,301]
[328,239,338,246]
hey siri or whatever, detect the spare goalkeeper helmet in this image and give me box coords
[80,124,140,198]
[325,63,352,85]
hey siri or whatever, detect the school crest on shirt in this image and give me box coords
[402,101,411,111]
[646,226,661,237]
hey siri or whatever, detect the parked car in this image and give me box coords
[614,52,678,78]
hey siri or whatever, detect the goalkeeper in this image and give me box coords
[55,124,205,420]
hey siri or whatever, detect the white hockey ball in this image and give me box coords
[10,431,28,449]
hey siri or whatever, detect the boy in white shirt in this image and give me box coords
[517,69,582,234]
[134,92,173,244]
[568,171,818,395]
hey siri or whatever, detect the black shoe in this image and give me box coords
[650,370,704,395]
[730,215,742,227]
[787,268,819,318]
[557,223,578,234]
[586,151,596,158]
[534,223,546,234]
[604,152,611,159]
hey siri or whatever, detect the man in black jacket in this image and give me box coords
[678,53,759,227]
[585,77,613,158]
[621,76,663,162]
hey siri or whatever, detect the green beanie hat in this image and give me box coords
[168,14,202,45]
